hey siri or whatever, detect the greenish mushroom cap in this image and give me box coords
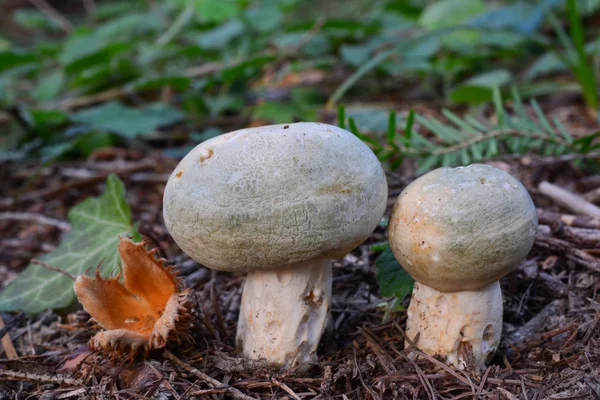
[163,122,388,272]
[388,164,537,292]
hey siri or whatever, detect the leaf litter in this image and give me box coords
[0,147,599,399]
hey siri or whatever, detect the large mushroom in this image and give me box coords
[163,122,387,368]
[388,164,537,370]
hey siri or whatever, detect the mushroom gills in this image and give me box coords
[405,281,502,370]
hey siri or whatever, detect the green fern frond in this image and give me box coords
[342,88,598,174]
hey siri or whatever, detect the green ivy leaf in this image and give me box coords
[0,175,138,313]
[71,102,184,137]
[376,244,414,299]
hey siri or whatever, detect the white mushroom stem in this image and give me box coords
[236,259,332,369]
[406,281,503,370]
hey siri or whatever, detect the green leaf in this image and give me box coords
[0,175,137,313]
[467,3,544,34]
[128,75,191,91]
[28,109,69,135]
[253,101,297,123]
[188,0,247,23]
[419,0,485,49]
[245,3,283,32]
[345,107,402,134]
[525,52,567,79]
[376,244,414,299]
[71,102,184,138]
[194,18,244,50]
[337,104,346,130]
[33,70,65,102]
[404,109,415,140]
[340,44,373,67]
[64,42,130,75]
[96,12,163,38]
[450,69,512,104]
[574,131,600,153]
[0,51,37,74]
[59,30,104,65]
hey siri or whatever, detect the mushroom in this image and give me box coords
[388,164,537,370]
[163,122,387,368]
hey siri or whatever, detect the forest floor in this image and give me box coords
[1,113,600,399]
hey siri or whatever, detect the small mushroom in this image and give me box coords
[163,122,387,368]
[388,164,537,370]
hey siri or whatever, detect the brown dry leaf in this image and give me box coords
[74,237,192,358]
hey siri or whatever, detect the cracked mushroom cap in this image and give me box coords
[388,164,537,292]
[163,122,388,272]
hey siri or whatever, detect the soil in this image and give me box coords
[1,123,600,399]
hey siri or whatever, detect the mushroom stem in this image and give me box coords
[406,281,503,370]
[236,259,332,369]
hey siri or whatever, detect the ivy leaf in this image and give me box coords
[376,244,414,299]
[71,102,184,138]
[0,175,138,313]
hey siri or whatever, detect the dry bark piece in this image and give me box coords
[388,164,538,370]
[163,122,388,369]
[74,237,192,358]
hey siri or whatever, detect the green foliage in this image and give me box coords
[0,175,138,313]
[1,0,598,161]
[523,1,598,113]
[342,88,599,174]
[71,102,184,138]
[376,244,414,299]
[375,244,414,317]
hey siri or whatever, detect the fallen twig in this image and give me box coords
[535,233,600,273]
[27,0,73,33]
[538,181,600,218]
[538,224,600,247]
[0,315,18,360]
[537,208,600,230]
[505,299,568,350]
[0,212,71,231]
[0,369,83,385]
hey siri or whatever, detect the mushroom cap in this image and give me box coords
[388,164,537,292]
[163,122,388,272]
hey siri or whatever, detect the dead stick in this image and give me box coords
[0,369,82,385]
[504,300,567,351]
[0,315,18,360]
[163,350,256,400]
[535,234,600,273]
[0,212,71,231]
[538,224,600,247]
[538,181,600,218]
[583,187,600,204]
[27,0,73,33]
[537,208,600,230]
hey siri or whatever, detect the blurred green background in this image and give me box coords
[0,0,599,170]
